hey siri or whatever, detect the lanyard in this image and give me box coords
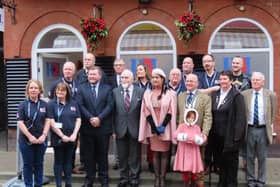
[185,92,198,108]
[56,100,65,122]
[205,71,217,88]
[27,100,40,124]
[62,78,76,96]
[174,84,182,95]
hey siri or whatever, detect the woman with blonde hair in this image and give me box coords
[17,79,50,187]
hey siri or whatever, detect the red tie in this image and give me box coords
[125,89,130,111]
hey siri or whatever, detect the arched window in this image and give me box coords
[117,21,177,75]
[209,18,273,89]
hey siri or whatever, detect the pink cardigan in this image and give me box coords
[138,89,177,144]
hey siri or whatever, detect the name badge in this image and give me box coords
[55,122,63,129]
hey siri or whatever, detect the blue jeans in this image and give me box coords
[19,141,47,187]
[53,144,75,186]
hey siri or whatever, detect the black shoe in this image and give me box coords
[101,183,109,187]
[117,182,127,187]
[113,163,119,170]
[130,183,138,187]
[81,184,92,187]
[81,179,93,187]
[148,163,154,172]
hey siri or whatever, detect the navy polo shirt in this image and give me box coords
[47,99,80,146]
[17,99,48,143]
[197,71,220,89]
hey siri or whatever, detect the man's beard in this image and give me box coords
[122,83,129,89]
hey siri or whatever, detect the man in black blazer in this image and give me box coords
[112,69,144,187]
[109,58,126,88]
[77,66,113,187]
[76,52,108,85]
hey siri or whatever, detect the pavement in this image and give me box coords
[1,150,280,187]
[1,130,280,186]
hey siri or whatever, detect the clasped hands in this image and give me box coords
[90,117,101,127]
[156,124,166,134]
[61,134,77,143]
[28,133,47,144]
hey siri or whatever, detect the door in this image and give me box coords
[38,53,69,98]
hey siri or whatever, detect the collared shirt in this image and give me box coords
[17,98,48,142]
[198,70,220,89]
[116,74,120,86]
[91,81,100,97]
[217,87,231,108]
[123,85,133,102]
[249,88,265,125]
[168,82,183,95]
[185,89,198,108]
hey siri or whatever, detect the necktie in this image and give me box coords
[91,84,96,101]
[187,92,193,105]
[253,92,259,125]
[125,89,130,111]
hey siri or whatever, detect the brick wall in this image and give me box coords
[3,0,280,142]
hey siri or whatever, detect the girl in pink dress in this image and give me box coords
[173,108,207,187]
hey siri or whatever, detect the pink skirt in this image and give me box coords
[150,136,170,152]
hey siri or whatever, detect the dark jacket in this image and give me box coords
[77,82,113,135]
[211,86,246,152]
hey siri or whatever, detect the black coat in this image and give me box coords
[211,86,246,152]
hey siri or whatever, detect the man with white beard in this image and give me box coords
[112,69,144,187]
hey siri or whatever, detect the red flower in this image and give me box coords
[175,11,204,44]
[80,17,109,51]
[188,27,193,33]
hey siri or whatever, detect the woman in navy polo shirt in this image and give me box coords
[17,79,50,187]
[48,82,81,187]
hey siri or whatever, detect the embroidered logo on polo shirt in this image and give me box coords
[40,107,46,113]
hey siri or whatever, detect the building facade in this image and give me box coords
[3,0,280,142]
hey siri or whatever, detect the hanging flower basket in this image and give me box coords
[175,11,204,44]
[80,17,109,52]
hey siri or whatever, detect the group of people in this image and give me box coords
[17,52,277,187]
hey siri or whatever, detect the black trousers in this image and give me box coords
[82,132,110,184]
[212,134,239,187]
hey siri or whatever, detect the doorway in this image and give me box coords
[31,24,87,99]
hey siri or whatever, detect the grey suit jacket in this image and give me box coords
[178,90,212,136]
[112,86,144,139]
[242,88,277,144]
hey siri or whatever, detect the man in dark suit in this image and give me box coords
[112,69,144,187]
[242,72,277,187]
[77,66,113,187]
[76,52,108,85]
[109,58,126,88]
[108,58,126,170]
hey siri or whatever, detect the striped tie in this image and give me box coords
[125,89,130,111]
[253,92,259,125]
[187,92,193,105]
